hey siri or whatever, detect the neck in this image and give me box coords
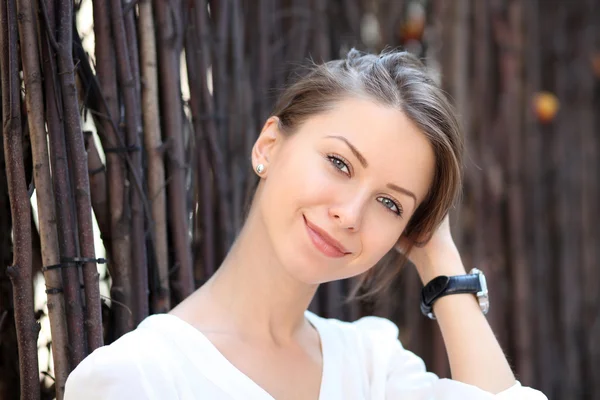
[200,205,319,342]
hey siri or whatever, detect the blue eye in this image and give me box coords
[327,155,350,175]
[377,196,403,216]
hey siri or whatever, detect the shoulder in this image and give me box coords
[307,311,400,346]
[64,315,180,399]
[306,311,404,370]
[85,314,175,364]
[307,311,429,397]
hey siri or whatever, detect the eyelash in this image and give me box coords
[326,153,352,176]
[325,154,404,217]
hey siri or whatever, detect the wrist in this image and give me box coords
[416,248,466,284]
[432,291,483,320]
[420,267,489,320]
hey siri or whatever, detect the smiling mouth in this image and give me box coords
[303,215,350,258]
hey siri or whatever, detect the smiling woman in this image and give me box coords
[64,49,547,399]
[253,96,437,285]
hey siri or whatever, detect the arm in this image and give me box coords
[398,216,516,394]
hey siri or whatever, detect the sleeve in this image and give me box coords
[64,338,178,400]
[352,316,548,400]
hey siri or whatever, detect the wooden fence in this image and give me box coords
[0,0,598,399]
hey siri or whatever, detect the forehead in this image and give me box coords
[297,97,436,203]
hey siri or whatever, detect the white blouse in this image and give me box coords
[64,311,547,399]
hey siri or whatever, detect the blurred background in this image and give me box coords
[0,0,598,399]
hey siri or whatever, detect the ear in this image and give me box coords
[394,234,411,254]
[251,116,283,176]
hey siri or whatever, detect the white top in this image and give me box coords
[64,311,547,399]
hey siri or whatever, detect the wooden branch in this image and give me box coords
[195,0,233,258]
[123,0,140,15]
[56,0,103,352]
[184,2,216,278]
[270,0,285,89]
[311,0,330,61]
[211,0,230,173]
[110,0,149,326]
[229,0,245,234]
[154,0,194,302]
[91,0,134,339]
[125,0,156,323]
[470,0,488,273]
[84,132,111,252]
[231,0,258,229]
[138,0,171,313]
[18,0,72,395]
[256,0,271,123]
[0,0,41,397]
[551,3,583,397]
[522,1,554,392]
[0,104,20,400]
[492,0,534,385]
[39,0,88,370]
[191,172,208,284]
[285,0,310,66]
[75,15,161,329]
[578,0,600,394]
[124,4,142,117]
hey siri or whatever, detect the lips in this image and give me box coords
[303,215,350,258]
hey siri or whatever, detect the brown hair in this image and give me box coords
[265,48,463,297]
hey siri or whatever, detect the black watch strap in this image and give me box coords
[420,274,482,318]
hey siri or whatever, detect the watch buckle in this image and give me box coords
[470,268,489,315]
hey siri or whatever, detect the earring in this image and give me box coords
[256,164,265,174]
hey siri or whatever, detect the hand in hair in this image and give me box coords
[394,214,465,284]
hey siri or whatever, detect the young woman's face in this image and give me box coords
[254,97,435,285]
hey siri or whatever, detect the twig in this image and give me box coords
[139,0,171,313]
[20,0,73,396]
[110,0,149,325]
[56,0,104,353]
[123,0,140,15]
[0,0,41,397]
[37,0,60,51]
[154,0,195,302]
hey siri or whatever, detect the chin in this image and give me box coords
[281,244,364,285]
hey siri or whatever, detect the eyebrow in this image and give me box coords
[326,135,368,168]
[387,183,417,206]
[326,135,417,206]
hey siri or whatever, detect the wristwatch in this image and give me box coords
[420,268,489,320]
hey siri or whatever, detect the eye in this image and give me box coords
[377,196,403,217]
[327,154,351,176]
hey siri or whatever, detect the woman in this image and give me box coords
[65,49,547,399]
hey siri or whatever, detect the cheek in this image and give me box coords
[259,150,331,228]
[342,216,403,278]
[272,153,339,206]
[362,223,400,264]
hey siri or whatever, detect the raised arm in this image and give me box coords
[397,215,516,394]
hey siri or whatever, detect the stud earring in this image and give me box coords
[256,164,265,174]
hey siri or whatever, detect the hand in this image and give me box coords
[395,214,466,284]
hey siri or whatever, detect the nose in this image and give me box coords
[328,194,368,232]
